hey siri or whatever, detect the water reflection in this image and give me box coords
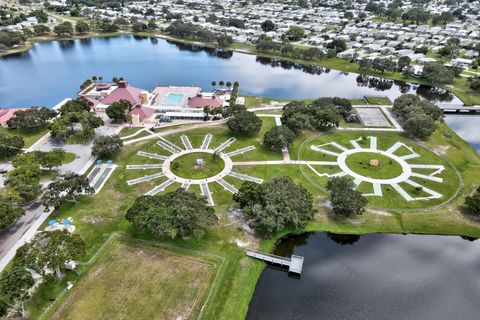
[326,232,361,245]
[444,115,480,153]
[0,35,463,107]
[247,232,480,320]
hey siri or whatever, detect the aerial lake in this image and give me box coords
[247,232,480,320]
[0,35,461,107]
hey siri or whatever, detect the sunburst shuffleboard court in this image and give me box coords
[297,132,460,210]
[125,133,266,206]
[123,121,460,210]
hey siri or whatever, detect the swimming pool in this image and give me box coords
[164,93,184,105]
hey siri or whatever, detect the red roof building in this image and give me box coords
[0,108,30,126]
[128,105,155,121]
[187,95,224,109]
[101,81,144,106]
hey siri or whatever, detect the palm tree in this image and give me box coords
[92,75,97,82]
[211,81,217,90]
[99,76,103,82]
[219,80,225,89]
[112,77,118,84]
[233,81,239,88]
[226,81,232,91]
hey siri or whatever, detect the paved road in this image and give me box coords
[0,118,120,271]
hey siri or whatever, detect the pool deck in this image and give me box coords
[151,86,201,107]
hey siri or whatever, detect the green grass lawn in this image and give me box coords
[0,126,48,148]
[350,98,367,105]
[118,127,144,138]
[62,152,76,164]
[172,152,225,179]
[345,152,403,179]
[364,96,392,105]
[50,239,216,320]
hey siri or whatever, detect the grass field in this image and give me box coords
[172,152,225,179]
[345,152,403,179]
[51,240,216,320]
[62,152,76,164]
[364,96,392,105]
[0,126,48,148]
[118,126,144,138]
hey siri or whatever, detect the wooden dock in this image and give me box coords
[246,250,304,276]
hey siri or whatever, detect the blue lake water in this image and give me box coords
[0,35,461,108]
[247,232,480,320]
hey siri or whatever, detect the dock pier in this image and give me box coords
[246,249,304,276]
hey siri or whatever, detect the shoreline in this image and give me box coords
[1,31,477,106]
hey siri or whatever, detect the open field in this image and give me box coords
[172,152,225,179]
[51,240,216,320]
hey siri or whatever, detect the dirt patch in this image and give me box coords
[52,243,215,320]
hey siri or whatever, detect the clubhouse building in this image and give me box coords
[79,81,243,124]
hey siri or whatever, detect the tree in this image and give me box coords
[59,98,92,116]
[211,80,217,90]
[6,107,56,130]
[42,173,93,210]
[261,19,275,32]
[227,111,263,136]
[147,20,157,30]
[75,21,90,34]
[91,135,123,158]
[216,33,233,48]
[393,94,443,121]
[344,11,354,20]
[53,22,73,36]
[0,133,24,159]
[33,24,50,36]
[34,149,65,171]
[285,26,305,41]
[13,231,86,279]
[132,22,148,32]
[404,113,436,139]
[326,177,368,217]
[5,153,42,202]
[0,201,24,229]
[326,39,347,53]
[106,100,131,122]
[234,177,315,236]
[397,56,411,71]
[0,266,34,318]
[263,125,296,152]
[99,22,119,33]
[126,189,218,239]
[421,62,454,85]
[282,101,341,133]
[465,192,480,215]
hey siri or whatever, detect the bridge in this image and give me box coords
[437,104,480,113]
[246,249,304,276]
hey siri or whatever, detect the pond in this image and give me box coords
[247,232,480,320]
[0,35,461,107]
